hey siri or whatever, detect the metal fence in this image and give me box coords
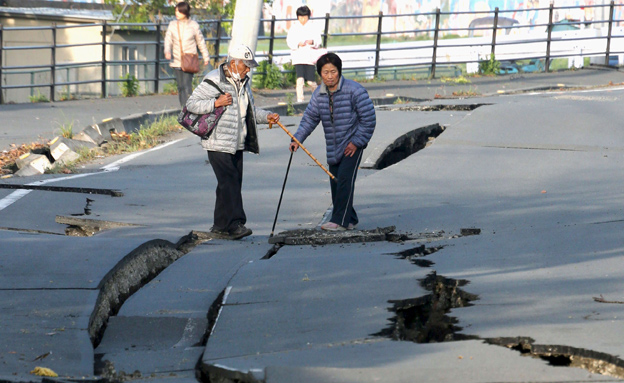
[1,1,623,104]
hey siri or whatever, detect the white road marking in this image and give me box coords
[0,138,184,212]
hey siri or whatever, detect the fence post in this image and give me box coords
[545,2,554,72]
[605,0,615,66]
[491,7,498,58]
[430,8,441,79]
[155,20,161,94]
[268,15,276,63]
[0,24,3,105]
[50,23,56,102]
[323,13,330,48]
[101,21,107,98]
[214,16,222,65]
[374,12,383,78]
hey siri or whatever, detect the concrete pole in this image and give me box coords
[230,0,263,52]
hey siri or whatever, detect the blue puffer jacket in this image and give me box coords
[293,76,376,165]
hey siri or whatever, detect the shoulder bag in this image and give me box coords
[177,21,200,74]
[178,79,225,138]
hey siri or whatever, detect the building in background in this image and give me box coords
[0,0,165,103]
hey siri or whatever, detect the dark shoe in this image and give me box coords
[229,224,252,240]
[209,226,230,239]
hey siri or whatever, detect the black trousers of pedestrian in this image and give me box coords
[328,147,364,227]
[174,68,194,107]
[207,150,246,232]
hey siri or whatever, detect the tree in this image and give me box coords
[105,0,237,23]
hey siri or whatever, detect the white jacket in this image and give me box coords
[286,20,323,65]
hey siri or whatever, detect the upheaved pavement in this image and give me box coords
[1,67,624,382]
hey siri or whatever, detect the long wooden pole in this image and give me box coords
[271,121,335,180]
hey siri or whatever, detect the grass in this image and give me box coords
[441,76,471,85]
[163,81,178,95]
[29,90,49,103]
[44,116,182,175]
[56,122,74,139]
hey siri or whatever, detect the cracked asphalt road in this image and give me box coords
[1,68,624,382]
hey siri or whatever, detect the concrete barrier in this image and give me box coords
[74,125,106,146]
[15,152,52,176]
[49,136,97,165]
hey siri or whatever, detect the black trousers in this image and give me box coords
[175,68,194,107]
[207,150,246,232]
[328,147,364,227]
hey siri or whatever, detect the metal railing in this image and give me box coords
[0,2,622,104]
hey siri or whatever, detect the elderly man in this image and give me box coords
[186,44,280,240]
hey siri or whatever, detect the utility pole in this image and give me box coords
[230,0,263,52]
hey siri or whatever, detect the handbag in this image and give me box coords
[177,21,200,74]
[178,79,226,138]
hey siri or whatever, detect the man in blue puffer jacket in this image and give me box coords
[290,52,376,231]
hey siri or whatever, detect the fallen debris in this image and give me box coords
[460,228,481,236]
[593,295,624,304]
[56,216,142,237]
[268,226,396,245]
[30,366,58,377]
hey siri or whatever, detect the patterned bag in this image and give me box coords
[178,79,226,138]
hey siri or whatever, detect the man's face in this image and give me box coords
[320,63,339,90]
[298,15,309,25]
[230,59,250,78]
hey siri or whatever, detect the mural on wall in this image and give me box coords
[265,0,607,36]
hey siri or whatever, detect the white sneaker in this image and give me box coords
[347,223,357,230]
[321,222,346,231]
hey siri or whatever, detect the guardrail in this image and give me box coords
[0,2,622,104]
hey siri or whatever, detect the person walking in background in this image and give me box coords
[287,5,322,103]
[164,1,210,106]
[186,44,280,240]
[289,53,376,231]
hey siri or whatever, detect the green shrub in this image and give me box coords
[253,60,284,89]
[282,62,297,87]
[121,73,139,97]
[478,54,501,76]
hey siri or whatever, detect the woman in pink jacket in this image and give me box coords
[164,2,210,106]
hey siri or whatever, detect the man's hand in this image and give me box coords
[165,52,171,60]
[203,58,210,66]
[344,142,357,157]
[289,142,299,152]
[268,113,280,124]
[215,93,232,108]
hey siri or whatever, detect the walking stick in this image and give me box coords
[270,150,294,238]
[271,121,335,180]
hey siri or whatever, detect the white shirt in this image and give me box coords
[287,20,323,65]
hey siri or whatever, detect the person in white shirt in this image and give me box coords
[286,6,322,103]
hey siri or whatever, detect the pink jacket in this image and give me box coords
[164,19,209,68]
